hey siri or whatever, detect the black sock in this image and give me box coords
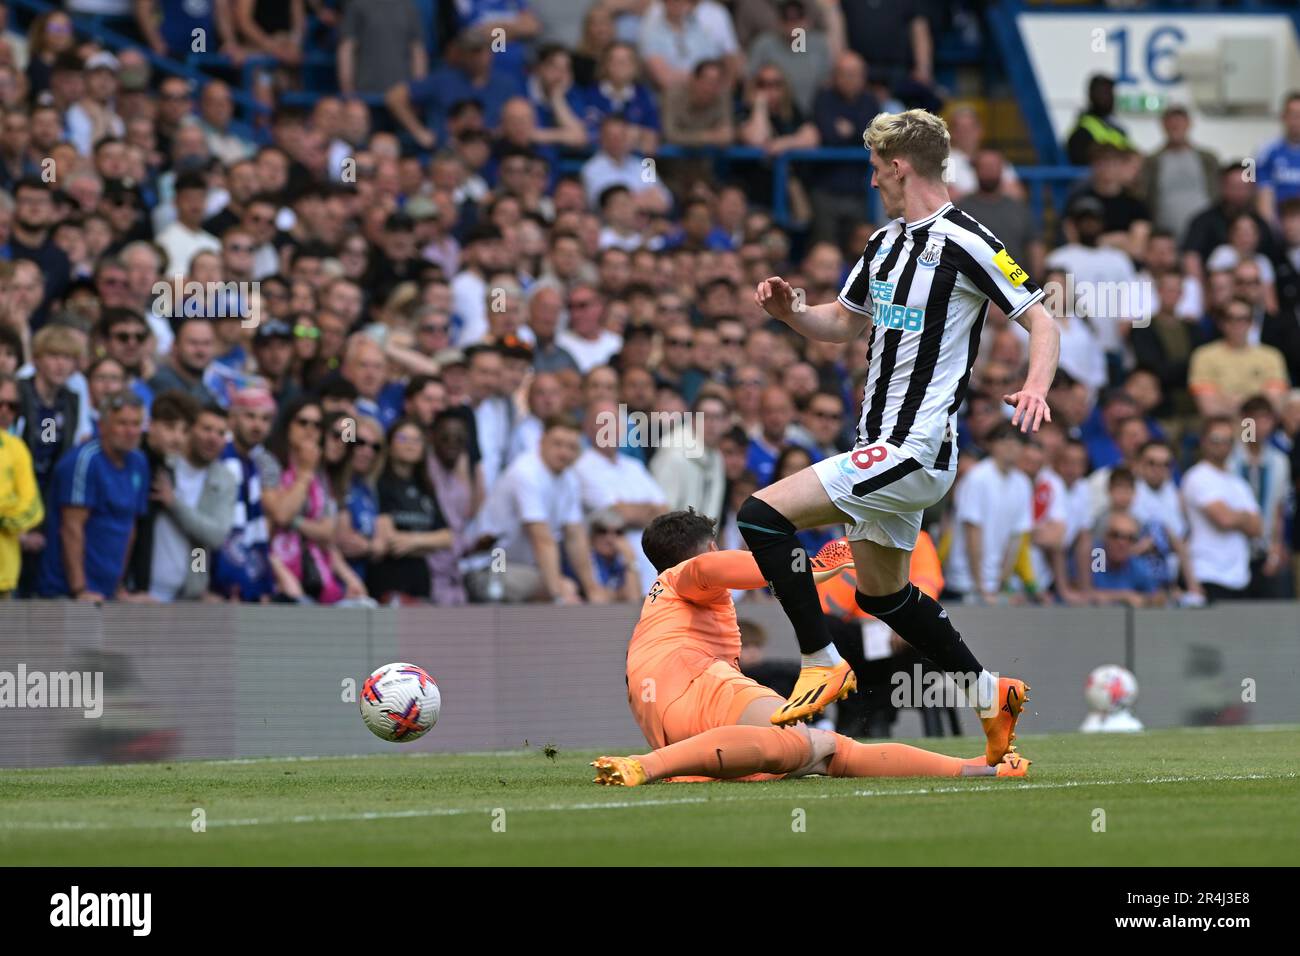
[856,584,983,684]
[736,496,832,656]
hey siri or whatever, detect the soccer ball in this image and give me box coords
[1084,665,1138,714]
[359,663,441,742]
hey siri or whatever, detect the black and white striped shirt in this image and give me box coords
[838,201,1044,471]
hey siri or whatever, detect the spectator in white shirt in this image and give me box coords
[1045,195,1138,361]
[1232,395,1292,597]
[451,224,512,347]
[944,423,1033,603]
[1132,439,1201,600]
[637,0,740,90]
[650,391,729,521]
[1086,415,1151,525]
[580,114,670,211]
[510,371,566,461]
[469,416,608,604]
[1182,417,1262,602]
[557,283,622,373]
[1027,268,1106,399]
[155,171,221,276]
[575,400,669,591]
[66,51,125,157]
[596,184,644,251]
[464,344,515,492]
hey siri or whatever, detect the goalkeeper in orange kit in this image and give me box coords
[592,511,1028,787]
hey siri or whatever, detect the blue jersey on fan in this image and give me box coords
[579,83,660,142]
[38,441,149,597]
[346,477,379,579]
[211,441,274,601]
[1257,136,1300,205]
[160,0,215,59]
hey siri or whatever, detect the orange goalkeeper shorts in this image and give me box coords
[644,659,782,749]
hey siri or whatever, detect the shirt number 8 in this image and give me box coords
[851,445,888,470]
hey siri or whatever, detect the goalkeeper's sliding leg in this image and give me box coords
[592,698,1029,787]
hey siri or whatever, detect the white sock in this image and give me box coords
[972,670,1000,718]
[801,644,842,669]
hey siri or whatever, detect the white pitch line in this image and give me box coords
[4,724,1298,775]
[0,749,539,773]
[0,771,1293,834]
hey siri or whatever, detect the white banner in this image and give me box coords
[1017,12,1300,162]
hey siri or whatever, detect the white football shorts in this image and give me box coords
[812,442,955,551]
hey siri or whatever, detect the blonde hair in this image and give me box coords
[32,325,85,361]
[863,109,950,181]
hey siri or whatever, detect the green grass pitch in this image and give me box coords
[1,727,1296,866]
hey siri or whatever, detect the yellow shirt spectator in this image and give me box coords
[0,430,44,592]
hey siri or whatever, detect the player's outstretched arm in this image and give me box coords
[1005,301,1059,433]
[755,276,868,344]
[674,550,767,601]
[675,548,852,603]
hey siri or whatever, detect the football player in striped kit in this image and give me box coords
[742,109,1060,764]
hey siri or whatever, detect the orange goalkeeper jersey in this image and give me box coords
[625,549,766,714]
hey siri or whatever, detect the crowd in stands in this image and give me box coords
[0,0,1296,612]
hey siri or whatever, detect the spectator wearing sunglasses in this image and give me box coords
[1090,511,1165,607]
[97,308,157,408]
[587,507,641,603]
[263,397,368,604]
[1132,439,1201,602]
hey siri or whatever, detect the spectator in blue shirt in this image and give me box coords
[525,44,589,151]
[339,414,384,582]
[810,50,880,248]
[579,42,660,154]
[453,0,540,76]
[138,0,227,63]
[1082,388,1141,472]
[1090,511,1165,606]
[747,386,797,487]
[586,507,641,603]
[384,28,525,151]
[1257,92,1300,225]
[38,391,150,600]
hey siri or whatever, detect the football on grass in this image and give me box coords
[360,663,441,742]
